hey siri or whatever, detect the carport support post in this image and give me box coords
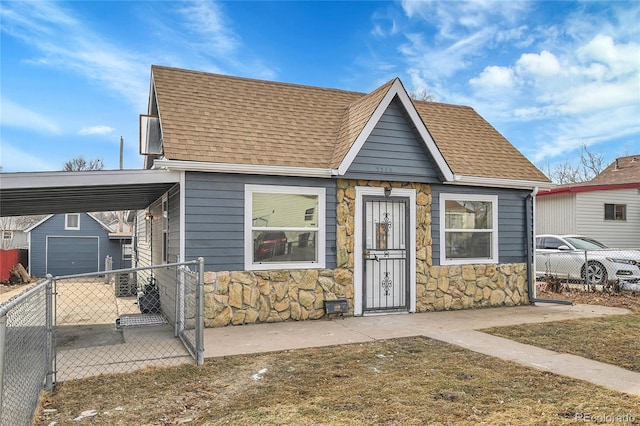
[45,275,55,391]
[196,257,204,366]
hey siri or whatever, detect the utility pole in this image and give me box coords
[118,136,124,232]
[119,136,124,170]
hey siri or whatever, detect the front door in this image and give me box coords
[363,196,409,312]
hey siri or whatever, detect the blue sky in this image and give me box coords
[1,0,638,174]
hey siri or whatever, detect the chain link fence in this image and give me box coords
[0,259,203,425]
[0,279,53,426]
[54,259,203,382]
[536,249,640,292]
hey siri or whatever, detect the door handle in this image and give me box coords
[365,251,380,262]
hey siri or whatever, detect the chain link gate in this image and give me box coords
[0,279,53,426]
[52,258,204,384]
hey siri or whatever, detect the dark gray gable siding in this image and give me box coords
[184,172,337,271]
[29,213,121,277]
[343,96,442,183]
[431,185,532,265]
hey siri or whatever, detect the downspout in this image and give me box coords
[526,187,572,305]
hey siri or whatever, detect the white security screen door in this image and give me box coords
[363,196,409,311]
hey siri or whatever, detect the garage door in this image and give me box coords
[47,237,100,276]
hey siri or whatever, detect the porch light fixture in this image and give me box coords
[145,211,153,220]
[384,187,392,198]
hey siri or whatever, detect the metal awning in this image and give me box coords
[0,169,180,216]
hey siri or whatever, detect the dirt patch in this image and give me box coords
[0,283,30,295]
[538,287,640,312]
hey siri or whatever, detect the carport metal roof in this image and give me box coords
[0,169,180,216]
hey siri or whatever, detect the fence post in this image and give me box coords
[583,250,590,290]
[104,256,112,284]
[45,275,55,391]
[0,314,7,412]
[196,257,205,366]
[175,266,184,338]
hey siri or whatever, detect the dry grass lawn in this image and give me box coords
[35,336,639,425]
[34,289,640,425]
[484,312,640,373]
[483,290,640,373]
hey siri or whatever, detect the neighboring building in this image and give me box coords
[27,213,132,277]
[1,224,29,250]
[537,155,640,249]
[136,65,551,327]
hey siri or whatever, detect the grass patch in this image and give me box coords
[484,312,640,372]
[35,337,639,425]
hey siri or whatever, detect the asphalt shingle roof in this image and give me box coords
[151,65,549,183]
[589,155,640,185]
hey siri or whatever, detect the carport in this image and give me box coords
[0,168,204,385]
[0,169,180,217]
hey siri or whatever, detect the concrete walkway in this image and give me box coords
[203,303,640,396]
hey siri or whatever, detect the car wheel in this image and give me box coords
[582,261,607,286]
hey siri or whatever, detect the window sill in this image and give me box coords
[247,261,325,271]
[441,258,498,266]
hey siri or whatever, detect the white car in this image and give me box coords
[535,235,640,288]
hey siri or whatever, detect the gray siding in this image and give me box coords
[134,209,151,268]
[29,213,122,277]
[431,185,532,265]
[184,172,337,271]
[344,97,442,183]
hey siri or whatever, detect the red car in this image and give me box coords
[254,231,288,261]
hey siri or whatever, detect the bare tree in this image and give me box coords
[63,156,104,171]
[539,145,605,184]
[409,88,437,102]
[578,145,605,179]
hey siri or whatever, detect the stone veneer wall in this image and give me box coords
[203,269,353,327]
[201,179,530,327]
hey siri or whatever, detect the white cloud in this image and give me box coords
[177,1,239,55]
[515,50,562,78]
[0,98,60,134]
[401,0,529,37]
[470,66,515,89]
[577,35,640,78]
[77,125,114,136]
[1,1,150,111]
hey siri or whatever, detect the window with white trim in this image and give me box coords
[245,185,325,270]
[65,213,80,230]
[439,194,498,265]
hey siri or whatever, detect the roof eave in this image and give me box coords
[0,169,180,190]
[537,182,640,197]
[449,174,555,190]
[153,159,336,178]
